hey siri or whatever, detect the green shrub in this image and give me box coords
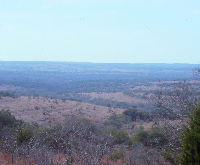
[152,108,177,120]
[130,130,149,146]
[148,128,168,146]
[0,110,21,129]
[130,128,168,147]
[109,130,129,144]
[123,108,152,122]
[181,107,200,165]
[104,114,131,129]
[110,150,123,160]
[17,125,34,145]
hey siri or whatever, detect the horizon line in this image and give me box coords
[0,60,199,65]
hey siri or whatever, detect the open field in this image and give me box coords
[82,92,147,104]
[0,96,124,125]
[0,79,199,126]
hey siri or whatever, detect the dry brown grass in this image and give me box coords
[0,96,124,125]
[82,92,147,104]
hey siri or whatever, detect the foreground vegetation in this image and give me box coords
[1,102,200,165]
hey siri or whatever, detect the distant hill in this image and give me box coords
[0,62,197,96]
[0,61,197,74]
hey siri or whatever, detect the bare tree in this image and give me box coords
[0,116,114,165]
[153,80,199,119]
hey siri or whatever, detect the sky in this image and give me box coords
[0,0,200,63]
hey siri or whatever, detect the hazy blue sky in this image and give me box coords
[0,0,199,63]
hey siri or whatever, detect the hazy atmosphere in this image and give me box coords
[0,0,200,63]
[0,1,200,165]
